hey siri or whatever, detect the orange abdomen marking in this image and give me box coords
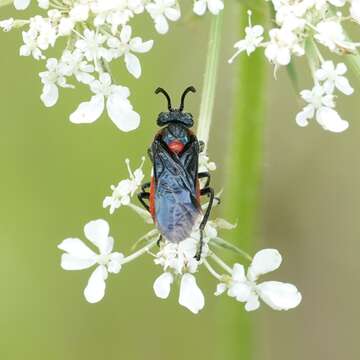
[196,178,200,203]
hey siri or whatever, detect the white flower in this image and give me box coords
[107,25,153,78]
[296,84,349,132]
[265,27,303,66]
[14,0,30,10]
[58,17,75,36]
[103,157,145,214]
[215,249,302,311]
[58,219,124,303]
[0,18,14,32]
[153,272,205,314]
[315,21,356,53]
[155,237,203,275]
[193,0,224,16]
[19,28,44,60]
[228,11,264,63]
[70,73,140,132]
[91,0,135,32]
[60,49,95,84]
[75,29,112,63]
[39,58,73,107]
[316,61,354,95]
[153,219,225,275]
[30,16,57,51]
[146,0,181,34]
[69,3,90,22]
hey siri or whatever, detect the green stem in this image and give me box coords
[196,13,223,149]
[121,239,157,265]
[305,39,321,82]
[221,3,267,360]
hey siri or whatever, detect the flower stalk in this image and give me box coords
[222,2,268,360]
[196,12,223,148]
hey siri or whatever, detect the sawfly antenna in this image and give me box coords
[155,87,173,111]
[179,86,196,112]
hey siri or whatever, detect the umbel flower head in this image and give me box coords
[0,0,224,130]
[229,3,358,133]
[58,155,302,314]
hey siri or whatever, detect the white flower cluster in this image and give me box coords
[0,0,224,131]
[103,157,145,214]
[58,155,301,314]
[229,3,359,133]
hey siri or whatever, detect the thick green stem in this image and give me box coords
[196,13,223,148]
[221,3,267,360]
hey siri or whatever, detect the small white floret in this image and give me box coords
[58,219,124,303]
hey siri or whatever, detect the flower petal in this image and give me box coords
[193,1,206,16]
[232,263,246,282]
[84,265,108,303]
[153,272,174,299]
[256,281,302,311]
[107,94,140,132]
[108,252,124,274]
[40,83,59,107]
[335,76,354,95]
[120,25,131,43]
[60,254,96,270]
[208,0,224,15]
[154,15,169,34]
[69,94,104,124]
[248,249,282,281]
[84,219,112,255]
[14,0,31,10]
[125,52,141,78]
[214,283,227,296]
[178,273,205,314]
[228,282,251,302]
[316,107,349,133]
[58,238,96,258]
[245,293,260,312]
[165,8,181,21]
[130,38,153,53]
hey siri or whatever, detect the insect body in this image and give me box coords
[138,86,215,260]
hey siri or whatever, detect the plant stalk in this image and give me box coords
[196,13,223,149]
[221,3,268,360]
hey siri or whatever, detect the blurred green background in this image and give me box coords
[1,2,359,360]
